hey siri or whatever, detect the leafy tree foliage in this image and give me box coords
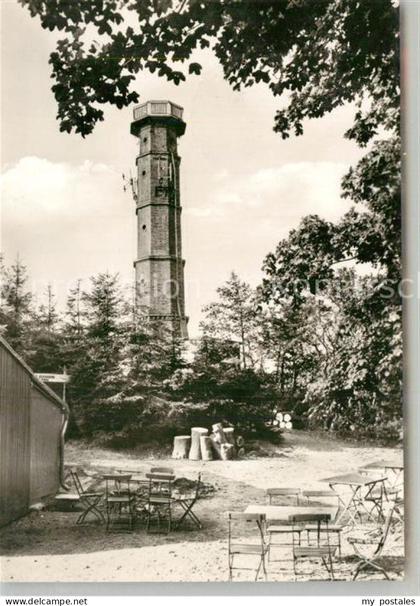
[262,235,402,440]
[19,0,398,138]
[263,138,401,306]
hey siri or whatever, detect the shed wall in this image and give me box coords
[0,345,31,527]
[0,340,65,526]
[29,386,62,503]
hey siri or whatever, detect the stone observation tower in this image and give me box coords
[130,100,188,338]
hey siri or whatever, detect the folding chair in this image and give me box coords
[364,487,386,521]
[264,488,304,560]
[146,472,175,534]
[104,473,135,532]
[174,473,203,530]
[116,468,149,509]
[301,490,343,556]
[289,513,337,580]
[228,512,268,581]
[390,494,404,544]
[69,470,105,525]
[347,497,398,580]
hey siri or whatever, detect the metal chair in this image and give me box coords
[146,472,175,534]
[301,490,343,557]
[104,473,135,532]
[69,469,105,525]
[358,467,389,521]
[347,496,398,580]
[265,487,303,560]
[289,513,337,580]
[227,512,268,581]
[173,472,203,530]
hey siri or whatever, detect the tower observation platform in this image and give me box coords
[130,100,188,338]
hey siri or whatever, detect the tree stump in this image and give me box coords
[189,427,208,460]
[200,436,214,461]
[172,435,191,459]
[212,423,227,443]
[224,427,235,445]
[209,435,222,459]
[236,435,245,448]
[224,427,236,457]
[220,443,235,460]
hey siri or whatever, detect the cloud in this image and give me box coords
[0,157,354,334]
[1,157,121,220]
[210,161,351,221]
[0,156,135,304]
[183,161,354,329]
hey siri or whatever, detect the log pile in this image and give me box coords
[271,410,293,430]
[172,423,245,461]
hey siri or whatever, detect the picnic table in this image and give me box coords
[322,472,387,526]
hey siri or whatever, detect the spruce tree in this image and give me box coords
[0,256,33,355]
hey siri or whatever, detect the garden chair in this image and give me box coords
[68,469,105,525]
[173,472,203,530]
[104,473,135,532]
[364,483,387,521]
[347,496,398,580]
[390,489,404,523]
[301,490,343,556]
[289,513,337,581]
[265,487,304,560]
[227,512,268,581]
[389,493,404,545]
[146,472,175,534]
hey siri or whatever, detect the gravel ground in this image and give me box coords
[0,431,404,583]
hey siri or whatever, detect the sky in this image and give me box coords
[0,1,364,336]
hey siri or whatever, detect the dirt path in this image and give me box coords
[0,431,404,583]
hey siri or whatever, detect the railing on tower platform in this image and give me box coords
[133,101,183,121]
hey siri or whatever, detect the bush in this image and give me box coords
[80,391,277,448]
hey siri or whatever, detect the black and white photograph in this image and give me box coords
[0,0,406,586]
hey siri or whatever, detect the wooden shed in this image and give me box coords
[0,336,69,527]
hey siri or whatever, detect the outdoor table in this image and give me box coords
[244,504,338,523]
[322,472,387,526]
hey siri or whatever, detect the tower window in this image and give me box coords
[143,137,148,144]
[142,170,146,176]
[142,224,147,230]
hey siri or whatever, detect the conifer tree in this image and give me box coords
[0,256,33,355]
[201,272,262,370]
[28,284,64,373]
